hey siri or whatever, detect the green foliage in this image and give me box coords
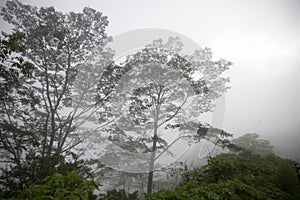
[0,31,35,122]
[146,153,300,200]
[0,32,34,75]
[0,1,112,197]
[0,31,38,198]
[21,171,100,200]
[0,147,94,198]
[145,189,177,200]
[274,161,300,196]
[99,189,139,200]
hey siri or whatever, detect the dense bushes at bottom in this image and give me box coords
[2,152,299,200]
[145,153,300,200]
[1,171,99,200]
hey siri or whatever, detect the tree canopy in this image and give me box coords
[2,1,295,200]
[0,1,113,197]
[232,133,273,156]
[96,36,232,193]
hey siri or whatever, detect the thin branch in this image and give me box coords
[157,93,188,128]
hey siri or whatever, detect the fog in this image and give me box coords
[1,0,299,161]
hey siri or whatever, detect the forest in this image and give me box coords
[0,1,300,199]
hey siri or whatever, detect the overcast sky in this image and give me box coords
[1,0,300,160]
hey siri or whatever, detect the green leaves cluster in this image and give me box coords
[0,31,35,113]
[21,171,99,200]
[146,153,300,200]
[99,189,139,200]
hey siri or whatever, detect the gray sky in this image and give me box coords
[1,0,300,160]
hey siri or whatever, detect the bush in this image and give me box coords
[21,171,100,200]
[146,153,300,200]
[99,189,139,200]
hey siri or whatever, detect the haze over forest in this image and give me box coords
[0,0,300,199]
[2,0,299,160]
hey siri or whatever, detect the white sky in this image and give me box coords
[1,0,300,160]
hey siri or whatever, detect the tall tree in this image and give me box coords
[0,1,113,196]
[0,31,38,197]
[99,37,232,193]
[232,133,274,156]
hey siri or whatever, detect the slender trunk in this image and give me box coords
[147,102,160,193]
[147,132,157,193]
[47,110,56,156]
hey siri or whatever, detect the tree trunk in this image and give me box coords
[147,133,157,193]
[147,103,160,193]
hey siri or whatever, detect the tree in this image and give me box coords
[99,37,232,193]
[0,31,38,197]
[232,133,273,156]
[0,1,114,197]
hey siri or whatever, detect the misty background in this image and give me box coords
[1,0,299,161]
